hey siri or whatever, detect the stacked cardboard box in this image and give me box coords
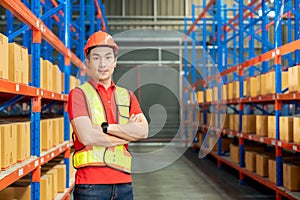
[8,43,29,84]
[267,116,276,139]
[52,65,62,93]
[256,115,268,137]
[0,124,17,170]
[230,144,239,163]
[268,159,276,183]
[222,85,227,100]
[283,162,300,191]
[197,91,204,103]
[280,117,293,142]
[206,88,212,102]
[40,119,53,151]
[293,117,300,143]
[256,154,271,177]
[0,33,8,79]
[288,65,300,92]
[242,115,256,133]
[245,151,257,172]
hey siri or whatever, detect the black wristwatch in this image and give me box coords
[101,122,109,134]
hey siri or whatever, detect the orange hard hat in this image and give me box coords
[84,31,118,56]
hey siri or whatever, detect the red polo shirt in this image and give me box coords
[68,79,142,184]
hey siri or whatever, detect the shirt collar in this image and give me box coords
[88,78,116,91]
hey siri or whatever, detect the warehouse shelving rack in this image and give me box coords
[184,0,300,199]
[0,0,107,199]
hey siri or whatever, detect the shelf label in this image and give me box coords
[34,160,39,167]
[16,84,19,92]
[52,93,54,98]
[272,95,275,100]
[59,147,62,152]
[51,152,54,157]
[67,143,70,148]
[260,138,264,143]
[240,133,243,137]
[293,145,298,151]
[18,168,24,176]
[41,157,44,164]
[271,140,276,145]
[41,91,44,96]
[37,89,39,95]
[258,96,261,100]
[293,93,296,99]
[61,95,64,99]
[278,141,282,147]
[249,135,252,139]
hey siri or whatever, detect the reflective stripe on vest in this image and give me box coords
[73,82,132,173]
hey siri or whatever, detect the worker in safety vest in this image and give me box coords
[68,30,149,200]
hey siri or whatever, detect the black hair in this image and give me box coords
[86,45,117,59]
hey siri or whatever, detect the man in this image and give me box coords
[68,31,149,200]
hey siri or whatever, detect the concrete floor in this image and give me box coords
[131,146,275,200]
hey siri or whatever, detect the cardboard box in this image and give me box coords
[0,33,8,79]
[41,119,53,151]
[197,91,204,103]
[256,115,268,137]
[16,122,31,162]
[58,117,64,143]
[43,169,58,198]
[256,154,270,177]
[41,60,53,91]
[243,80,247,97]
[293,117,300,143]
[261,74,267,95]
[245,151,257,172]
[51,118,59,147]
[206,88,212,102]
[8,43,22,83]
[267,71,289,94]
[220,114,229,129]
[206,113,211,126]
[10,124,17,166]
[228,82,233,99]
[280,117,293,142]
[0,186,30,200]
[292,66,300,92]
[229,114,239,132]
[41,175,52,200]
[242,115,256,133]
[213,87,218,101]
[54,164,66,192]
[52,65,62,93]
[288,66,294,92]
[21,47,29,84]
[230,144,239,163]
[0,124,9,169]
[268,159,276,183]
[283,162,300,191]
[233,81,239,98]
[247,77,259,97]
[222,85,227,100]
[268,116,276,139]
[282,71,288,93]
[70,75,76,90]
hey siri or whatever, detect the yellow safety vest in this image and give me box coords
[73,82,132,173]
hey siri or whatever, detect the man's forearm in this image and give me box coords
[108,123,148,141]
[72,116,129,147]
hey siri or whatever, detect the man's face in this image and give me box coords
[86,46,116,82]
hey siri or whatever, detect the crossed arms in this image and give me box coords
[71,113,149,147]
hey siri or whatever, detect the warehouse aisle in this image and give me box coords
[131,146,275,200]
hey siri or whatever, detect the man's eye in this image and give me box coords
[106,56,112,59]
[93,57,99,60]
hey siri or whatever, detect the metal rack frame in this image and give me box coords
[0,0,107,199]
[184,1,300,199]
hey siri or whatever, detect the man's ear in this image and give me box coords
[114,57,118,67]
[85,58,89,66]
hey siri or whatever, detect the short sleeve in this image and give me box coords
[67,88,89,121]
[129,91,143,116]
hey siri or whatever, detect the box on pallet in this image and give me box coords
[242,115,256,133]
[256,115,268,137]
[280,116,293,142]
[0,33,8,79]
[267,116,276,139]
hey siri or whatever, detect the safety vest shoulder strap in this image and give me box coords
[115,86,130,124]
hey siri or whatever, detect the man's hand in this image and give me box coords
[129,114,142,123]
